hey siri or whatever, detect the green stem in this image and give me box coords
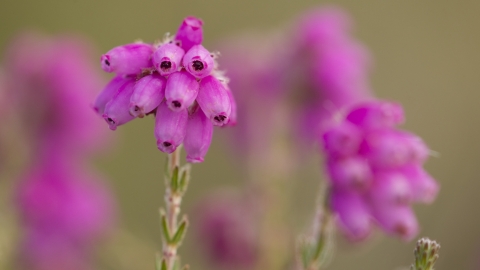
[158,146,190,270]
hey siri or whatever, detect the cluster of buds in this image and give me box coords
[94,16,236,162]
[322,100,439,241]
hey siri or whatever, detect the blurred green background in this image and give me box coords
[1,0,480,269]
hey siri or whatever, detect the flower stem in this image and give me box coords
[158,146,190,270]
[297,186,335,270]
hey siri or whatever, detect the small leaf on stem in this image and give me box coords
[160,210,172,243]
[171,216,189,245]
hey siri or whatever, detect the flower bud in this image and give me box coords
[369,171,412,205]
[175,16,203,52]
[100,43,153,75]
[401,131,429,164]
[129,73,166,118]
[360,129,413,169]
[154,101,188,153]
[346,100,404,130]
[322,121,362,157]
[93,75,133,115]
[184,107,213,163]
[152,43,185,76]
[183,45,214,79]
[103,80,136,130]
[371,204,418,241]
[401,165,439,204]
[327,157,372,191]
[197,76,231,126]
[331,190,372,241]
[165,70,199,112]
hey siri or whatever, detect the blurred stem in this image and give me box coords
[295,185,334,270]
[159,146,190,270]
[252,104,293,270]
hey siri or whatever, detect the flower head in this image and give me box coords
[94,17,237,162]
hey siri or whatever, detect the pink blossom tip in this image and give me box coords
[346,100,405,130]
[183,44,215,79]
[153,43,185,76]
[102,79,136,130]
[129,73,166,117]
[165,70,199,112]
[175,16,204,52]
[154,101,188,153]
[197,76,232,126]
[100,43,153,75]
[184,107,213,163]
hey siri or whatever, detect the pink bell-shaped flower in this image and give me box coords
[165,70,199,112]
[100,43,153,75]
[129,73,166,118]
[152,43,185,76]
[184,107,213,163]
[154,101,188,154]
[102,79,136,130]
[183,45,214,79]
[197,76,231,126]
[175,16,204,52]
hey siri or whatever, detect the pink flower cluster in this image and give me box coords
[323,101,438,241]
[3,33,115,270]
[16,153,115,270]
[219,6,439,242]
[293,7,373,145]
[94,16,236,162]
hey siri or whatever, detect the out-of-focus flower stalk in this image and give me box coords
[157,146,190,270]
[248,104,294,270]
[296,187,334,270]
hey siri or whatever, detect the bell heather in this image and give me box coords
[218,6,439,245]
[3,33,116,270]
[94,16,236,163]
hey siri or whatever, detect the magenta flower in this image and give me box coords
[184,106,213,163]
[129,73,166,118]
[195,191,259,268]
[217,6,438,243]
[94,17,237,162]
[175,16,204,52]
[94,75,134,115]
[100,43,154,75]
[3,33,117,270]
[165,70,199,112]
[321,100,438,241]
[155,101,188,154]
[103,79,136,130]
[153,43,185,76]
[197,75,232,126]
[4,33,108,157]
[183,44,215,79]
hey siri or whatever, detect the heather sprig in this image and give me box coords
[411,238,440,270]
[2,33,116,270]
[94,16,235,270]
[95,16,236,162]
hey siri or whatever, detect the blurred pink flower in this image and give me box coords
[323,100,438,241]
[4,33,108,158]
[2,33,117,270]
[194,190,259,269]
[218,6,438,242]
